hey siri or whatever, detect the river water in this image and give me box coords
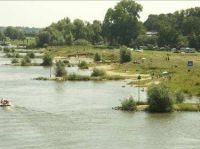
[0,52,200,149]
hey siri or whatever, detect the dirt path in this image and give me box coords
[93,64,151,79]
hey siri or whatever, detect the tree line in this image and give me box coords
[1,0,200,50]
[0,26,41,41]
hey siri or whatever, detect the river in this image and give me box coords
[0,52,200,149]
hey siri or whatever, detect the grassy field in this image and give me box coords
[44,45,200,96]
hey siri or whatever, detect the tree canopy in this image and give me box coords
[102,0,143,46]
[34,1,200,50]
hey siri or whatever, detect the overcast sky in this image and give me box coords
[0,1,200,28]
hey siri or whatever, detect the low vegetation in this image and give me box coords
[147,83,174,113]
[94,53,101,62]
[91,68,106,77]
[11,58,19,64]
[27,52,35,58]
[20,56,31,66]
[42,54,53,66]
[78,61,88,69]
[121,96,137,111]
[120,46,132,63]
[54,61,67,77]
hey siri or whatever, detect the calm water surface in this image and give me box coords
[0,53,200,149]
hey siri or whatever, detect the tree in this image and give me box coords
[37,31,51,47]
[87,20,103,44]
[120,46,132,63]
[65,32,73,45]
[158,25,179,48]
[55,61,67,77]
[0,32,6,41]
[4,26,25,40]
[73,19,87,40]
[42,54,53,66]
[147,84,174,112]
[102,0,143,46]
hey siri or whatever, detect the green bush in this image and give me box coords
[120,46,132,63]
[42,54,53,66]
[121,96,137,111]
[6,53,12,58]
[11,58,19,64]
[15,53,20,58]
[3,48,10,53]
[20,56,31,66]
[27,52,35,58]
[54,60,67,77]
[175,90,185,103]
[147,83,174,112]
[94,53,101,62]
[91,68,106,77]
[35,77,48,80]
[73,39,90,46]
[78,61,88,69]
[67,74,90,81]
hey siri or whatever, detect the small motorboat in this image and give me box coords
[0,99,11,106]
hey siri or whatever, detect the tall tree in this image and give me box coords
[102,0,143,46]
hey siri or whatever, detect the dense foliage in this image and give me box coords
[78,61,88,69]
[36,18,103,47]
[0,0,198,50]
[144,7,200,50]
[121,96,137,111]
[102,0,143,46]
[34,0,200,50]
[42,54,53,66]
[54,61,67,77]
[91,68,106,77]
[147,84,174,112]
[120,46,132,63]
[94,53,101,62]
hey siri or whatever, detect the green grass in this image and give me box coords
[43,45,200,96]
[35,74,125,81]
[174,103,200,112]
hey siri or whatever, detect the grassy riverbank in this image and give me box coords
[42,45,200,96]
[35,74,125,81]
[114,103,200,112]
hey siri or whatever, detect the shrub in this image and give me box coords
[73,39,90,46]
[15,53,20,58]
[35,77,48,80]
[54,60,67,77]
[21,56,31,66]
[6,53,12,58]
[67,73,90,81]
[27,52,35,58]
[121,96,137,111]
[78,61,88,69]
[91,68,106,77]
[3,47,10,53]
[42,54,53,66]
[147,83,174,112]
[94,53,101,62]
[11,58,19,64]
[120,46,132,63]
[175,90,185,103]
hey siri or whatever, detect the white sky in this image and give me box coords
[0,1,200,28]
